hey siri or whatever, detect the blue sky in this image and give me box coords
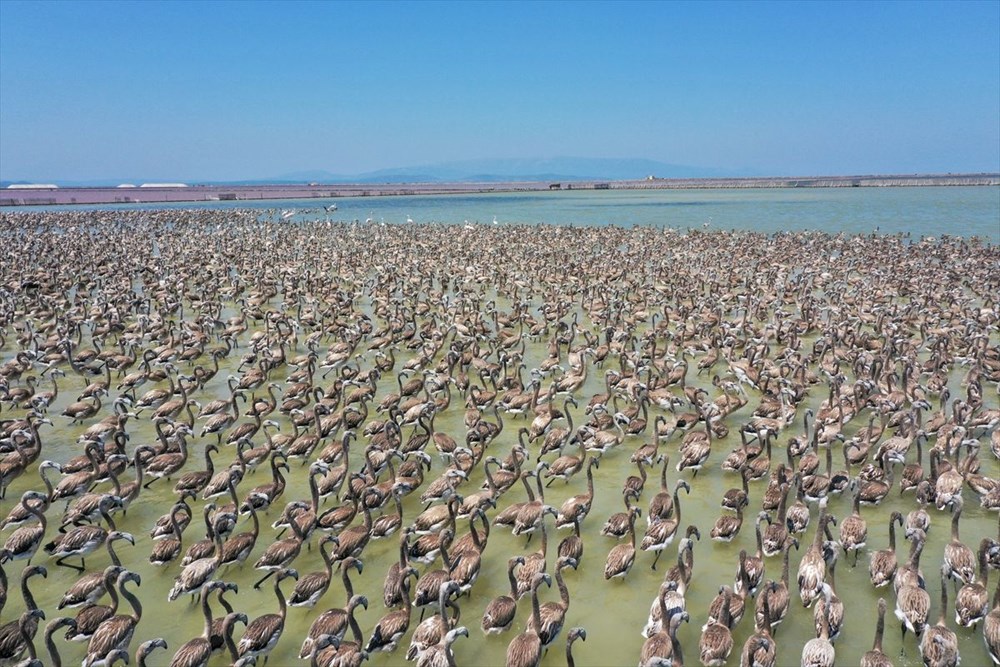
[1,0,998,181]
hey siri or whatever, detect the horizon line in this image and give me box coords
[3,173,998,208]
[3,171,999,188]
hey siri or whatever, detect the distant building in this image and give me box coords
[139,183,187,188]
[117,184,137,188]
[7,184,58,189]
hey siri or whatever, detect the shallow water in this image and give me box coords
[12,185,1000,242]
[0,208,998,667]
[1,320,996,667]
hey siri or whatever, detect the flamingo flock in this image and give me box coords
[0,207,998,667]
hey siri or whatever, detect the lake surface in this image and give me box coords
[13,185,1000,242]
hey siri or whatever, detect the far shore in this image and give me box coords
[1,173,997,207]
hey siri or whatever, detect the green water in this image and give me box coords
[0,208,997,667]
[2,326,996,667]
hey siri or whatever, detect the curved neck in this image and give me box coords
[309,470,322,513]
[21,572,39,612]
[813,515,828,549]
[120,577,142,622]
[248,501,260,538]
[677,544,688,582]
[204,447,216,476]
[775,481,788,519]
[38,468,56,502]
[873,603,885,652]
[437,584,451,621]
[361,501,373,532]
[223,616,241,661]
[534,468,545,502]
[760,588,772,635]
[566,637,577,667]
[521,474,535,502]
[530,583,543,632]
[440,534,454,570]
[401,575,413,611]
[951,503,962,541]
[908,535,925,567]
[348,603,363,644]
[212,516,225,555]
[201,587,215,637]
[342,563,355,598]
[105,571,121,613]
[657,589,669,632]
[719,589,732,627]
[507,562,520,598]
[45,622,66,667]
[469,514,483,552]
[669,616,684,666]
[938,574,948,624]
[556,566,570,607]
[106,460,124,499]
[28,497,48,541]
[781,543,791,585]
[320,538,335,575]
[107,537,125,567]
[217,587,235,615]
[314,406,324,438]
[155,420,170,450]
[289,506,308,542]
[275,576,288,621]
[272,460,286,492]
[483,460,497,492]
[397,533,409,569]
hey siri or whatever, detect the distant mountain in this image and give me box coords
[1,157,729,188]
[274,157,729,184]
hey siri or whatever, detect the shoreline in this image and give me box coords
[1,172,997,207]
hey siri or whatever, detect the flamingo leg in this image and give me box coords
[55,555,86,572]
[253,570,276,589]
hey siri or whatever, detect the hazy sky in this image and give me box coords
[1,0,998,181]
